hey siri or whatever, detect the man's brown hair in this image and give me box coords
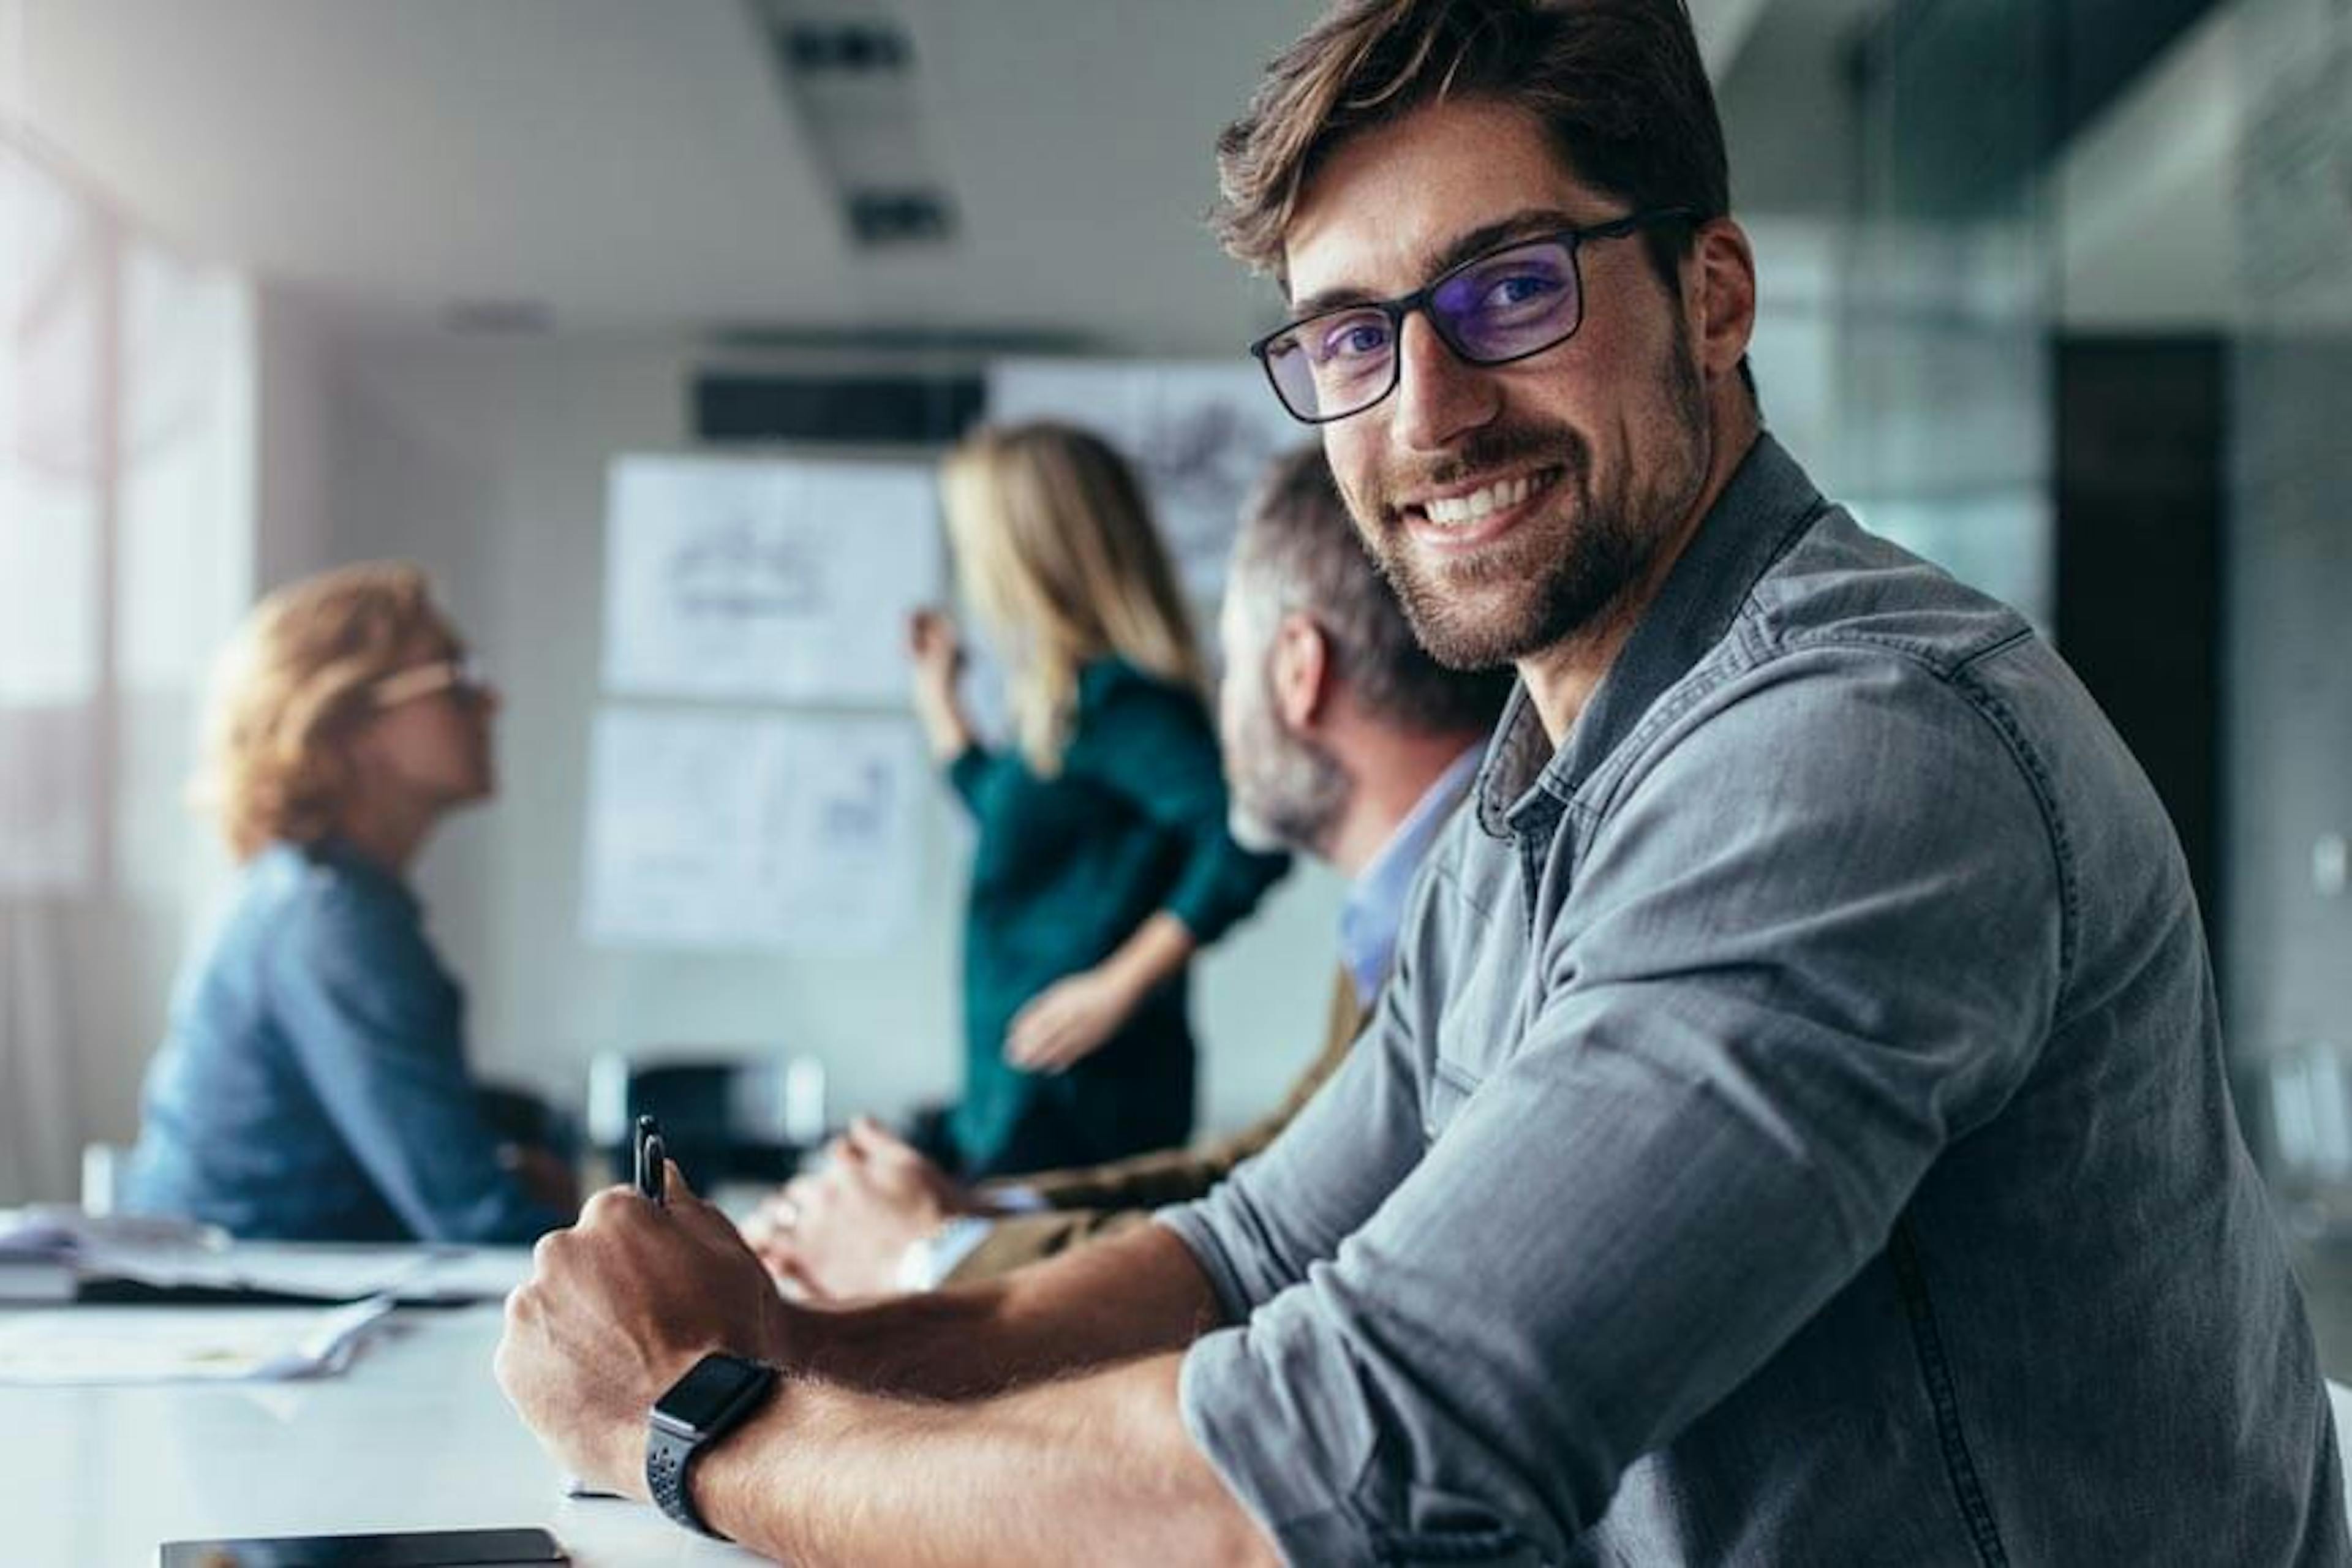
[1214,0,1730,287]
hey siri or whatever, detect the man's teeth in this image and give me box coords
[1423,471,1550,527]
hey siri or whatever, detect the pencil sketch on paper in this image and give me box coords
[986,360,1301,605]
[601,456,941,704]
[581,707,923,952]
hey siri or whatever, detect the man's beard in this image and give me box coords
[1224,661,1351,858]
[1362,334,1709,671]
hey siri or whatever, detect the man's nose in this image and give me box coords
[1389,312,1499,453]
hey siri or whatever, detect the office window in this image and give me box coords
[0,130,252,1205]
[0,139,105,894]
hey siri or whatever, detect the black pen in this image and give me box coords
[634,1114,668,1207]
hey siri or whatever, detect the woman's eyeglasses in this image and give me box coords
[369,653,491,710]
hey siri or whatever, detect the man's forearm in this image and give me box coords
[797,1223,1225,1400]
[698,1351,1279,1567]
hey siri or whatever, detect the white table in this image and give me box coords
[0,1302,757,1566]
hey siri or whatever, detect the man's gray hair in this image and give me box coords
[1229,445,1513,739]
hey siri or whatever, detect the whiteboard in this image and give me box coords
[581,707,924,952]
[986,360,1304,604]
[601,455,941,704]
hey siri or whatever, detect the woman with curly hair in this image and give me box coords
[121,563,570,1242]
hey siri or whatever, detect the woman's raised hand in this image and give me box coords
[907,608,973,760]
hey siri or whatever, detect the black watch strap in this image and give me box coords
[647,1353,778,1540]
[647,1419,718,1539]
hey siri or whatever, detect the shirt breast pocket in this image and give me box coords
[1423,1054,1485,1142]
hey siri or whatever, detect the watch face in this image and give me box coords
[655,1354,771,1434]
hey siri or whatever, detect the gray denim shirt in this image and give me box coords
[1161,435,2345,1565]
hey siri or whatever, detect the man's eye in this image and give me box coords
[1316,318,1390,362]
[1481,273,1564,311]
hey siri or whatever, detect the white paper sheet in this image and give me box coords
[601,455,941,703]
[582,707,922,951]
[986,360,1304,603]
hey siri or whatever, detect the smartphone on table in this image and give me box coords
[157,1525,567,1566]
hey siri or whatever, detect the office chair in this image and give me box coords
[475,1081,579,1163]
[586,1051,827,1189]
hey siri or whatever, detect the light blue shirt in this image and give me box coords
[1335,745,1482,1007]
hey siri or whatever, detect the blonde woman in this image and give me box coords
[121,564,570,1242]
[910,423,1289,1178]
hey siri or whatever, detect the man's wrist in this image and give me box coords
[684,1375,799,1552]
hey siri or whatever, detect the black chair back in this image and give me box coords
[586,1053,826,1188]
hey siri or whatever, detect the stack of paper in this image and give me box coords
[0,1208,530,1305]
[0,1209,221,1302]
[0,1296,396,1385]
[0,1256,74,1303]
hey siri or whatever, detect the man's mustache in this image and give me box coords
[1374,424,1592,526]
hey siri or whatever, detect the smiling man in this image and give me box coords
[496,3,2345,1562]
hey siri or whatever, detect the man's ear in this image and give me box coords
[1268,611,1331,732]
[1691,216,1757,383]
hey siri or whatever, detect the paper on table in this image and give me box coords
[0,1211,530,1305]
[0,1205,227,1258]
[72,1240,448,1299]
[0,1295,396,1385]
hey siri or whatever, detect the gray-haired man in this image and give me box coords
[740,444,1506,1298]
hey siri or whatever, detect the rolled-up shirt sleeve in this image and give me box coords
[1166,654,2065,1561]
[1158,887,1447,1319]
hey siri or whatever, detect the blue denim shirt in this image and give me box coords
[123,840,563,1243]
[1162,435,2345,1564]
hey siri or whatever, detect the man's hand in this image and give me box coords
[1005,964,1139,1073]
[494,1164,797,1498]
[745,1117,979,1298]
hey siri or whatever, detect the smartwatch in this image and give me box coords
[647,1352,778,1539]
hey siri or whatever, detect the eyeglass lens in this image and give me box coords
[1261,235,1585,421]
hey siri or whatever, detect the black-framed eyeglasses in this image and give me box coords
[1248,206,1703,424]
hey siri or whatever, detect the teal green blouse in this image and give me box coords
[943,658,1289,1175]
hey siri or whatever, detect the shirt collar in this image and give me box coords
[1338,744,1483,1004]
[1474,432,1825,839]
[295,835,421,917]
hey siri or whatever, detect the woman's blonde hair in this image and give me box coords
[940,423,1205,775]
[194,561,451,861]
